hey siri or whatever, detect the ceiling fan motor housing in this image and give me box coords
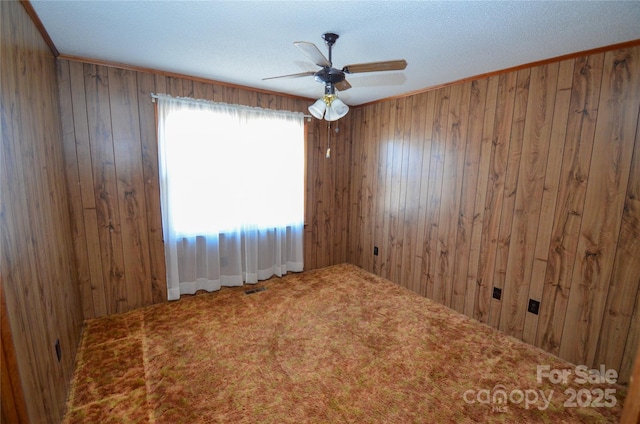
[314,67,346,84]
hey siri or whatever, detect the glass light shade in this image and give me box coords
[324,98,349,121]
[331,98,349,118]
[324,105,339,121]
[308,99,326,119]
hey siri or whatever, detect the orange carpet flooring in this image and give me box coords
[63,264,626,423]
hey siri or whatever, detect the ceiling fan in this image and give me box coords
[263,33,407,120]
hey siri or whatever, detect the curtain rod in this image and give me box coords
[150,93,312,120]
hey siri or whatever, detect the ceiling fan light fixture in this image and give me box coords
[309,98,327,119]
[309,93,348,121]
[325,99,348,121]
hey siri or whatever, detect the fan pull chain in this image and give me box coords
[325,122,340,159]
[326,121,331,158]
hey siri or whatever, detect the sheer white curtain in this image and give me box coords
[156,95,305,300]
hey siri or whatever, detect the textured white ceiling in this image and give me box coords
[31,1,640,106]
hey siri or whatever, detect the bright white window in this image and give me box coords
[156,95,305,300]
[163,107,304,236]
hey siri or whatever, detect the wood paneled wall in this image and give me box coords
[347,44,640,383]
[1,280,29,424]
[57,59,352,319]
[1,1,84,422]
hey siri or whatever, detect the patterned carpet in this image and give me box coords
[64,264,626,423]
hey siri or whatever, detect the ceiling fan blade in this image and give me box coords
[262,71,315,81]
[294,41,331,67]
[342,59,407,74]
[335,79,352,91]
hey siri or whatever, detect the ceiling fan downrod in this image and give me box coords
[314,33,345,86]
[322,33,339,66]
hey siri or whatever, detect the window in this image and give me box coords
[156,95,305,300]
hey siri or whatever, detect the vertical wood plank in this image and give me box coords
[536,53,604,354]
[57,59,95,318]
[501,62,559,338]
[319,120,334,268]
[389,98,408,284]
[347,107,365,266]
[424,87,450,299]
[466,75,499,316]
[373,102,390,275]
[559,46,640,367]
[168,76,184,97]
[620,338,640,422]
[1,279,29,424]
[452,78,488,313]
[68,61,97,209]
[311,119,324,268]
[137,71,168,303]
[362,103,381,274]
[434,82,471,307]
[491,68,530,330]
[620,272,640,383]
[378,101,397,279]
[618,113,640,384]
[304,118,316,270]
[594,101,640,374]
[181,79,194,98]
[474,71,518,323]
[81,209,108,316]
[523,59,575,345]
[413,91,437,297]
[402,92,428,293]
[338,117,352,264]
[84,64,128,314]
[193,80,215,101]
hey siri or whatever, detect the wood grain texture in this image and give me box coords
[559,47,640,368]
[57,59,96,319]
[620,338,640,424]
[401,92,428,293]
[474,72,517,323]
[501,63,558,339]
[412,92,436,298]
[452,79,487,313]
[618,109,640,385]
[361,103,379,274]
[137,72,167,304]
[463,77,499,316]
[433,82,471,308]
[346,45,640,383]
[535,53,604,355]
[491,68,530,330]
[108,67,153,310]
[523,59,575,345]
[1,1,84,422]
[595,86,640,375]
[1,279,29,424]
[58,57,348,318]
[424,88,450,300]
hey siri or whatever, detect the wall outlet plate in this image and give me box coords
[528,299,540,315]
[492,287,502,300]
